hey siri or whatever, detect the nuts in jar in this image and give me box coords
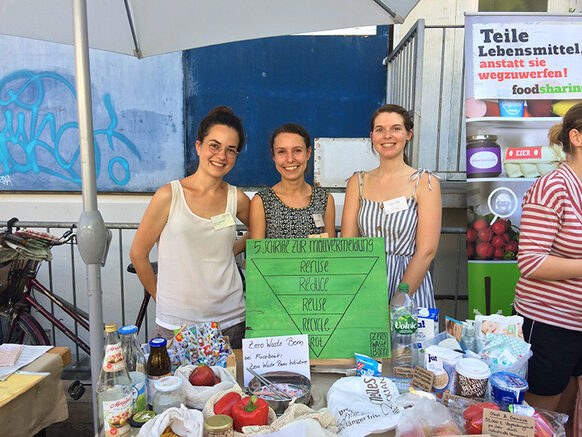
[204,415,234,437]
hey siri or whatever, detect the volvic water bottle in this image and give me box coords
[119,324,147,413]
[390,283,418,368]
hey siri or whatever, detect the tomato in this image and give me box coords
[476,242,494,259]
[504,241,518,252]
[472,219,488,231]
[478,228,493,243]
[491,221,506,235]
[492,235,505,248]
[467,228,477,243]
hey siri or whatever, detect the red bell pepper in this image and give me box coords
[463,402,501,434]
[533,411,555,437]
[214,392,242,417]
[232,395,269,432]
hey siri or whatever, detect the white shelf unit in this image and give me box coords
[466,117,560,179]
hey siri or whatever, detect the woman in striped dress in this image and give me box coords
[341,104,441,307]
[513,102,582,435]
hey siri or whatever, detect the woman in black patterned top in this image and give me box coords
[249,123,335,239]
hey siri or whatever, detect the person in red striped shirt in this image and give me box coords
[514,102,582,436]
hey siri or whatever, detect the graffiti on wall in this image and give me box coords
[0,70,142,190]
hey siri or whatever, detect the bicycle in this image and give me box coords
[0,218,153,352]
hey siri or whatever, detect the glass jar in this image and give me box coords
[204,415,234,437]
[146,337,172,408]
[151,376,185,414]
[466,134,502,178]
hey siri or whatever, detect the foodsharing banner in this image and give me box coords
[466,15,582,100]
[464,13,582,315]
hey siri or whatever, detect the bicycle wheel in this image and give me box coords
[0,310,47,345]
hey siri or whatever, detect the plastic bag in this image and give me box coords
[138,404,203,437]
[174,365,237,409]
[395,397,461,436]
[326,376,402,437]
[447,397,568,437]
[479,333,532,378]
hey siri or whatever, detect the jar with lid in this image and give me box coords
[146,337,172,408]
[466,135,502,178]
[151,376,185,414]
[204,415,234,437]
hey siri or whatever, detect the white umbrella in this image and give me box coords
[0,0,419,432]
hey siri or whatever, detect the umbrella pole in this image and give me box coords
[72,1,107,435]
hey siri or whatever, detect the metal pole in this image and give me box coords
[72,1,107,434]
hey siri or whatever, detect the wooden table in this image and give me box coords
[0,346,70,437]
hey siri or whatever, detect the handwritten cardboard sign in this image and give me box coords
[393,367,415,378]
[242,334,310,387]
[412,365,434,392]
[482,408,535,437]
[245,237,390,359]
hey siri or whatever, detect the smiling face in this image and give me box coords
[370,111,412,160]
[195,124,240,177]
[272,132,311,182]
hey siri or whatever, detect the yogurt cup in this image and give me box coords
[455,358,491,397]
[498,100,524,117]
[490,372,528,405]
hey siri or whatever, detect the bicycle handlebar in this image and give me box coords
[3,217,76,247]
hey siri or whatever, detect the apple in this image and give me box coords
[189,364,216,386]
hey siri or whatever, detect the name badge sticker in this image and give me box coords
[383,196,408,215]
[312,213,325,228]
[211,212,236,230]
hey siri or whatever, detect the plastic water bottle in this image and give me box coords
[119,324,147,413]
[96,323,134,437]
[390,283,418,368]
[460,320,477,354]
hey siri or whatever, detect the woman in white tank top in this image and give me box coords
[130,106,250,348]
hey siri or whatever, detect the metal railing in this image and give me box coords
[386,20,467,180]
[1,220,466,372]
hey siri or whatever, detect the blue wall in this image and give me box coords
[184,27,389,187]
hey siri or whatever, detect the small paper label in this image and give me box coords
[505,146,542,161]
[312,213,325,227]
[482,408,536,437]
[412,365,434,392]
[308,233,329,239]
[102,393,132,436]
[211,212,236,230]
[442,392,470,407]
[383,196,408,215]
[393,366,414,378]
[103,343,125,372]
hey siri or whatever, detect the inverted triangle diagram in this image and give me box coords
[251,257,379,357]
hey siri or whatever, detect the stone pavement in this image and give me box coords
[45,379,94,437]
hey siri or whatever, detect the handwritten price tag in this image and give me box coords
[482,408,535,437]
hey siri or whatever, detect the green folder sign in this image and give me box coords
[245,237,390,359]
